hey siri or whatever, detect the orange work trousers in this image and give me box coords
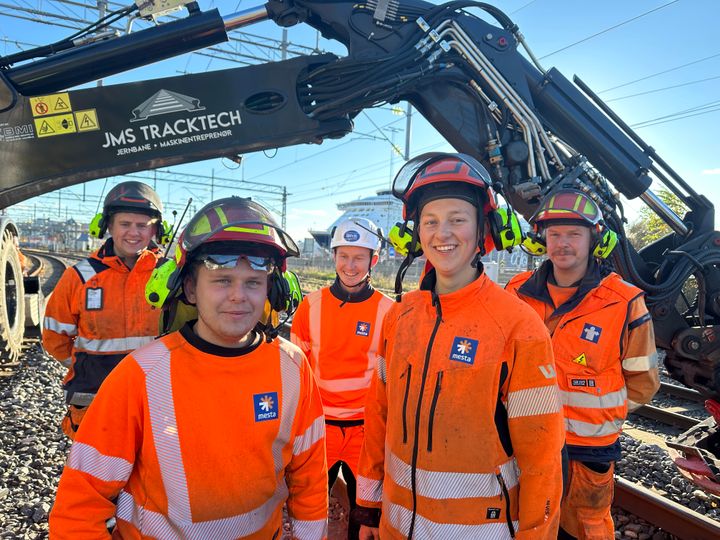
[560,460,615,540]
[326,424,364,478]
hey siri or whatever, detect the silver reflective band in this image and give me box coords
[317,372,372,393]
[560,387,627,410]
[43,317,77,336]
[565,417,624,438]
[507,384,561,418]
[65,391,95,407]
[290,518,328,540]
[357,476,383,503]
[74,260,99,282]
[68,442,133,483]
[622,352,658,371]
[384,500,518,539]
[293,415,325,456]
[74,335,155,353]
[376,356,387,384]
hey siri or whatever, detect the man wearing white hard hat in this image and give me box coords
[291,217,393,540]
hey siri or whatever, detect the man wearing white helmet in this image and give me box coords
[291,217,393,540]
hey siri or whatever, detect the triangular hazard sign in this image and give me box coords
[80,114,96,129]
[39,121,55,134]
[54,97,69,111]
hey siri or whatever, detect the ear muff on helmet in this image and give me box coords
[145,258,180,309]
[592,226,618,259]
[88,213,105,239]
[267,267,291,313]
[488,208,522,251]
[521,231,547,256]
[388,222,421,257]
[282,270,303,313]
[157,220,172,245]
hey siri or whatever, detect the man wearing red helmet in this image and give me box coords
[506,188,659,540]
[50,197,328,539]
[291,217,393,540]
[42,180,166,439]
[355,153,565,540]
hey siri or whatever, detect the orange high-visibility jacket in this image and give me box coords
[357,272,565,540]
[42,240,161,406]
[291,282,392,421]
[506,262,659,449]
[49,325,328,540]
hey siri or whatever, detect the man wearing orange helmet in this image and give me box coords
[355,153,565,540]
[506,188,660,540]
[42,180,166,439]
[291,217,393,540]
[50,197,328,539]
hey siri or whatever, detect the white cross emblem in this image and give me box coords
[582,324,601,343]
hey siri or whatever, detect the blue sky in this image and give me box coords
[1,0,718,241]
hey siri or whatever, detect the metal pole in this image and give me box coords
[404,103,413,160]
[282,186,287,230]
[639,189,688,237]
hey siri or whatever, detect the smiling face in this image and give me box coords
[106,212,157,264]
[333,245,376,292]
[545,223,592,283]
[419,198,479,294]
[183,257,269,347]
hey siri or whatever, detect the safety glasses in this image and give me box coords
[198,254,275,273]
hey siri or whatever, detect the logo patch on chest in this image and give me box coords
[254,392,279,422]
[580,323,602,343]
[572,353,587,366]
[570,378,596,388]
[486,508,501,520]
[356,321,371,336]
[449,336,478,364]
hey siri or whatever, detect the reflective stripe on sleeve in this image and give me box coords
[560,387,627,410]
[357,476,383,503]
[59,357,72,368]
[387,451,518,500]
[74,335,155,353]
[627,399,642,412]
[74,260,99,282]
[622,351,658,371]
[293,415,325,456]
[43,317,77,336]
[67,441,133,483]
[376,356,387,384]
[385,500,517,539]
[507,385,561,418]
[565,417,624,438]
[290,518,328,540]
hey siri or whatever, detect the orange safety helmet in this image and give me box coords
[532,188,603,228]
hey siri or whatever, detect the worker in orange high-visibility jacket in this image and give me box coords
[42,181,165,439]
[291,217,392,540]
[50,197,328,540]
[355,153,566,540]
[506,188,659,540]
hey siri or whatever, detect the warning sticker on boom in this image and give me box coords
[29,93,73,117]
[34,114,77,138]
[75,109,100,132]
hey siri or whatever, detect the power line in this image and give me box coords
[598,51,720,94]
[510,0,540,16]
[605,74,720,102]
[631,98,720,128]
[538,0,680,60]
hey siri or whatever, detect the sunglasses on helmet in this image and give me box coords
[198,254,276,273]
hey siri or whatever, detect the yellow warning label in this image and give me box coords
[34,114,77,138]
[75,109,99,132]
[572,352,587,366]
[29,93,72,117]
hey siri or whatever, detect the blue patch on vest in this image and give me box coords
[356,321,371,336]
[254,392,279,422]
[580,323,602,343]
[450,336,478,364]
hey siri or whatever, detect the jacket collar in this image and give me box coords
[330,276,375,304]
[517,259,602,318]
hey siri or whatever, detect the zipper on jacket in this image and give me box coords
[426,371,443,452]
[496,471,516,539]
[407,292,443,540]
[402,364,412,444]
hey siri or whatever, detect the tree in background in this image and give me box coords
[625,189,688,249]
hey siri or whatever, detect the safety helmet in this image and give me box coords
[104,181,163,217]
[330,217,382,252]
[392,152,496,222]
[532,188,602,228]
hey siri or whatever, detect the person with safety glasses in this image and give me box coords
[291,217,393,540]
[42,180,167,439]
[50,197,329,539]
[355,153,565,540]
[506,188,659,540]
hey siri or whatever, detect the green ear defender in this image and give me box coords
[88,213,105,238]
[283,270,303,313]
[521,232,547,256]
[388,222,420,256]
[145,258,180,309]
[489,208,522,251]
[158,220,172,245]
[593,227,618,259]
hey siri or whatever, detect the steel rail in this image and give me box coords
[659,381,706,403]
[631,404,701,430]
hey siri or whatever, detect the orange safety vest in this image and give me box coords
[49,325,328,539]
[291,282,392,421]
[358,271,565,540]
[42,240,161,406]
[506,266,644,448]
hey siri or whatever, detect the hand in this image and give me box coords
[359,525,380,540]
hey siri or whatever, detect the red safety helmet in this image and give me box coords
[532,188,603,228]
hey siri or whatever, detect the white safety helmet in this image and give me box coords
[330,218,382,253]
